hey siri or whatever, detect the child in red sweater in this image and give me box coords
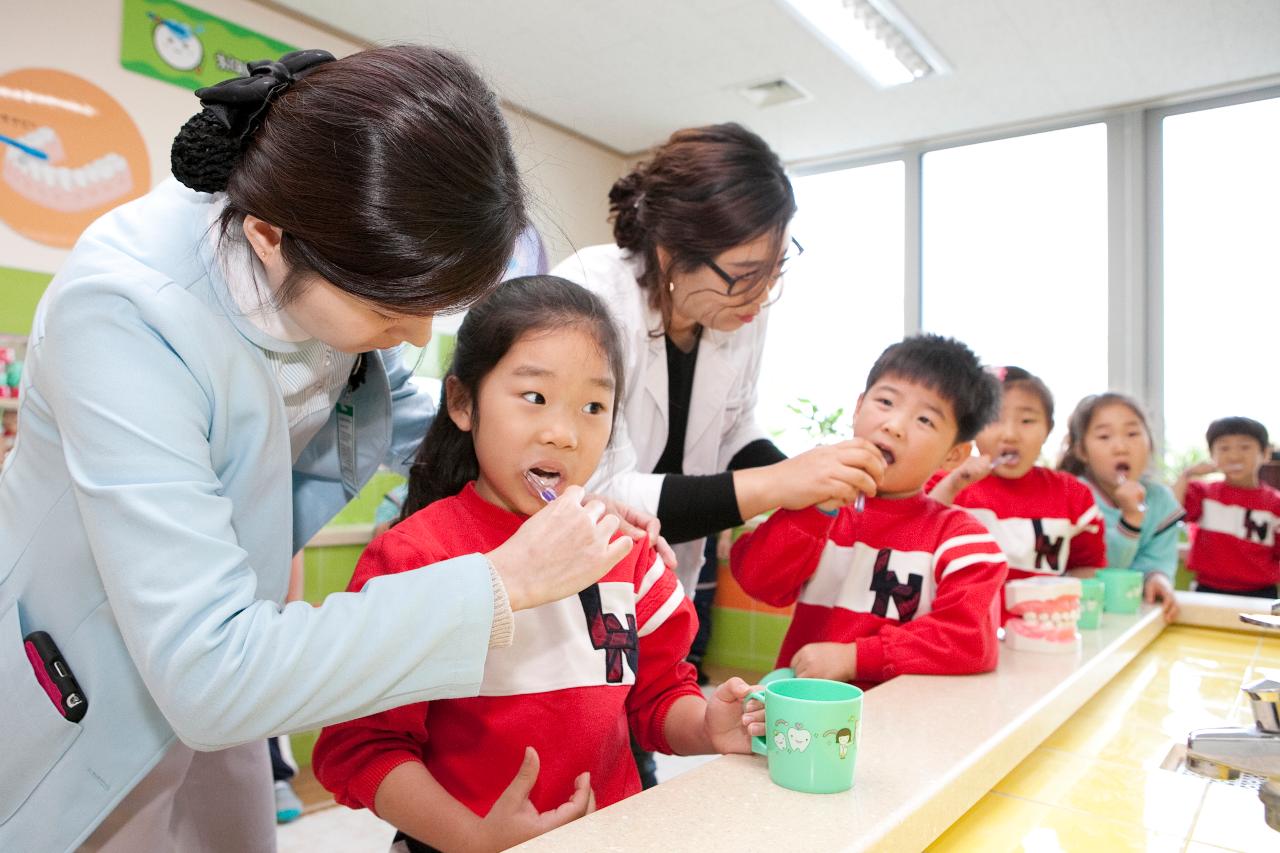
[928,368,1107,619]
[313,277,759,853]
[732,335,1008,688]
[1176,416,1280,598]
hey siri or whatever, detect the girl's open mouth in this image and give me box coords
[524,466,563,500]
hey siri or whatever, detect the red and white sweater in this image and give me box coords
[1184,480,1280,591]
[312,483,701,819]
[938,467,1107,581]
[730,493,1008,688]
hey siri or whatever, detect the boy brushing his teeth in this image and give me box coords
[1176,416,1280,598]
[731,335,1008,687]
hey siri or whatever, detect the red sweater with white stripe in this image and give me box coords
[730,493,1008,687]
[939,467,1107,580]
[1184,480,1280,591]
[312,482,701,819]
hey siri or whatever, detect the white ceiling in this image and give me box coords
[274,0,1280,162]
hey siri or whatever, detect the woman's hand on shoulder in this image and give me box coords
[486,486,632,611]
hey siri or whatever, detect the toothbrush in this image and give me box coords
[524,470,557,504]
[853,493,865,513]
[990,452,1019,469]
[0,135,48,160]
[1115,466,1147,513]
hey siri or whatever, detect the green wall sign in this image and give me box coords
[120,0,297,91]
[0,267,54,335]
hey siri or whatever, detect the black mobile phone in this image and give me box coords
[23,630,88,723]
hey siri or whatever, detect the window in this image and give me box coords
[921,123,1109,459]
[1161,96,1280,463]
[757,161,905,453]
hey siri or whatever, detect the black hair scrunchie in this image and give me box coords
[171,48,335,193]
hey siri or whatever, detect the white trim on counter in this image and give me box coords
[516,592,1275,853]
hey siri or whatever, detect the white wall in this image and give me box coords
[0,0,622,277]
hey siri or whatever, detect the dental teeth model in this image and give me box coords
[1004,577,1083,654]
[2,126,134,213]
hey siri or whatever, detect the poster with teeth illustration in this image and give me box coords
[0,69,148,248]
[120,0,296,92]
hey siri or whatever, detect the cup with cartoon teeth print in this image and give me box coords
[744,677,863,794]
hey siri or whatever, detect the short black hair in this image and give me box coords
[1207,417,1269,452]
[864,334,1000,443]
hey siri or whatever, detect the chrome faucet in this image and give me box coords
[1185,600,1280,831]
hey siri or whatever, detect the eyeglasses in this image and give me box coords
[704,237,804,295]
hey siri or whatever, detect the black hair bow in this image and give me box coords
[195,49,335,144]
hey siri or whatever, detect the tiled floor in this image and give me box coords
[277,687,721,853]
[929,627,1280,852]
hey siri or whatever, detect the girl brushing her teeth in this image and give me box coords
[313,276,761,853]
[1058,393,1181,621]
[928,368,1108,618]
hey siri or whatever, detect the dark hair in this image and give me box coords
[863,334,1000,443]
[175,45,526,316]
[608,123,796,331]
[994,366,1055,429]
[1206,416,1269,451]
[399,275,626,520]
[1056,392,1154,476]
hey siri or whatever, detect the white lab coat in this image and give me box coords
[552,244,772,594]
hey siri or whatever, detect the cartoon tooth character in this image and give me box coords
[149,13,204,72]
[786,722,811,753]
[772,719,791,752]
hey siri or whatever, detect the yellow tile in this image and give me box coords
[1185,843,1245,853]
[992,749,1208,838]
[1040,711,1179,771]
[927,793,1049,853]
[1191,782,1280,852]
[1032,807,1187,852]
[1150,627,1259,662]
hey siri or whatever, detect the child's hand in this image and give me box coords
[1143,573,1179,623]
[1182,461,1218,479]
[478,747,595,852]
[928,454,993,506]
[790,641,857,682]
[1114,477,1147,525]
[703,677,763,754]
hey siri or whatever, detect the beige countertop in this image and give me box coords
[517,592,1278,852]
[516,605,1176,853]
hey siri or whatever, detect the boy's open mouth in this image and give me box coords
[873,443,896,466]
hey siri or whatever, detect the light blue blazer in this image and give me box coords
[0,180,495,851]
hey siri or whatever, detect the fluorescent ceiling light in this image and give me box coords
[778,0,950,88]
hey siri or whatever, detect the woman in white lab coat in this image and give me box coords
[553,123,882,606]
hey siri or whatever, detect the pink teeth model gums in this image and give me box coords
[1003,577,1083,654]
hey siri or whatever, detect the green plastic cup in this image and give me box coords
[745,677,862,794]
[1096,568,1142,614]
[1078,578,1105,629]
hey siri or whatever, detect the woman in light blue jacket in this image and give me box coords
[0,46,637,852]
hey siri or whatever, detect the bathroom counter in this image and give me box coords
[515,606,1167,852]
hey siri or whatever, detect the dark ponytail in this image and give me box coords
[399,275,626,521]
[173,45,526,317]
[609,123,796,330]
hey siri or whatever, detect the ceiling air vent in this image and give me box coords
[737,77,812,108]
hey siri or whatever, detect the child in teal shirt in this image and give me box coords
[1059,393,1183,621]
